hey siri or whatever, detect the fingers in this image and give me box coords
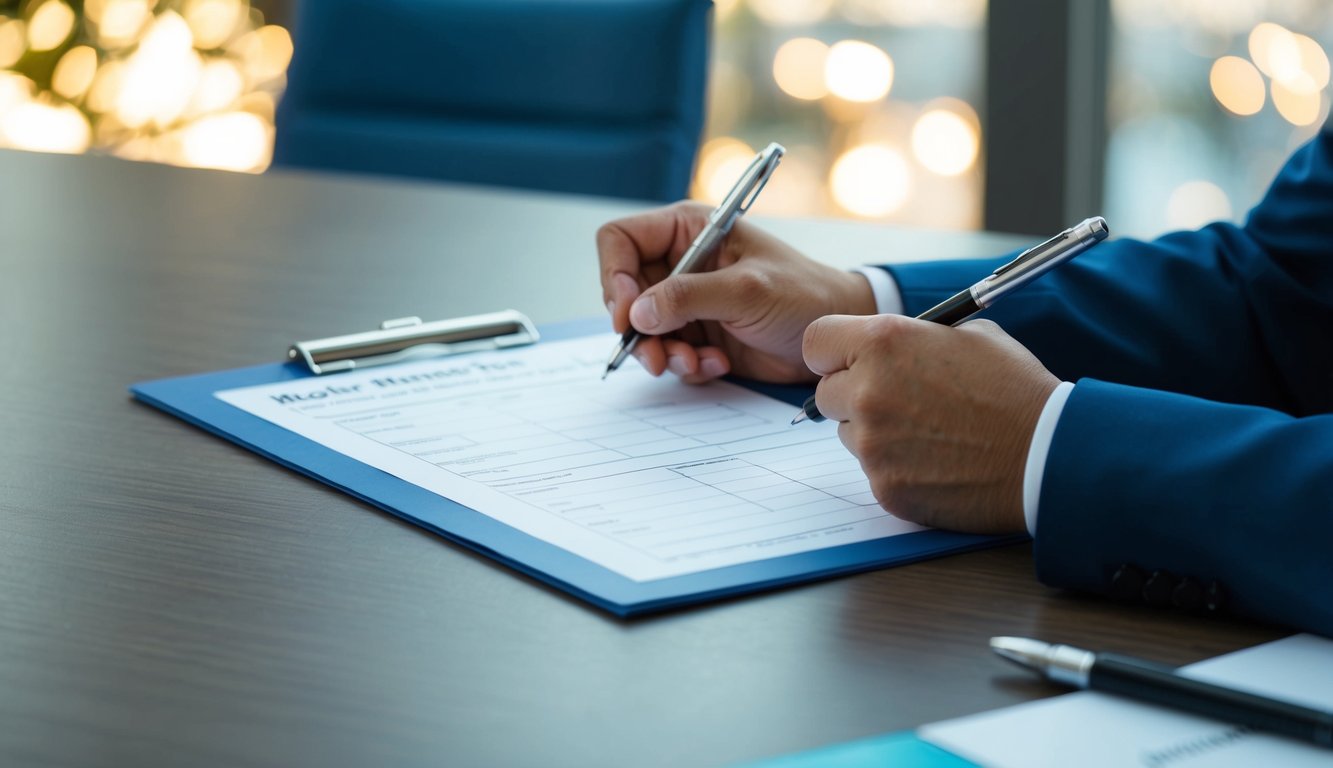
[802,314,878,376]
[628,270,757,335]
[636,339,732,382]
[597,202,712,333]
[811,370,855,422]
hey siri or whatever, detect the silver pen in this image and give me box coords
[602,142,785,379]
[792,216,1109,424]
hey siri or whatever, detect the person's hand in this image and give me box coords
[597,201,876,384]
[803,314,1060,534]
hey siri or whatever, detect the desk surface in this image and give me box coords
[0,149,1284,768]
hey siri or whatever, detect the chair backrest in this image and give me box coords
[273,0,710,202]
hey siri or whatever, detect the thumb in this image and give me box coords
[802,314,875,376]
[628,271,752,334]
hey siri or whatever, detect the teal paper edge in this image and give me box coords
[734,731,975,768]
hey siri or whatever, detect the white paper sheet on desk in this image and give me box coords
[217,333,923,581]
[919,633,1333,768]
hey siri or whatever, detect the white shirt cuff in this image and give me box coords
[1022,380,1075,537]
[851,266,904,316]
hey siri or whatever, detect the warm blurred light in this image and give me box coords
[693,136,756,204]
[772,38,829,101]
[0,19,26,68]
[184,0,245,50]
[1271,80,1322,126]
[52,45,99,101]
[115,11,202,129]
[26,1,76,52]
[824,40,893,103]
[180,110,268,171]
[232,24,293,84]
[749,148,823,216]
[0,72,35,111]
[0,98,91,153]
[1209,56,1265,116]
[830,144,911,217]
[238,89,276,121]
[1248,23,1300,81]
[748,0,835,26]
[189,58,245,115]
[1290,34,1330,93]
[911,102,979,176]
[89,0,153,49]
[1166,180,1231,229]
[1,1,287,174]
[85,59,126,114]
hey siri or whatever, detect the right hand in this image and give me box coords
[597,201,877,384]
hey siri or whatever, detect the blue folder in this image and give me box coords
[131,319,1021,616]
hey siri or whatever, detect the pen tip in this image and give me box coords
[790,413,805,426]
[601,368,610,381]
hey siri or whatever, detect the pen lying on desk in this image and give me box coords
[791,216,1109,425]
[991,637,1333,749]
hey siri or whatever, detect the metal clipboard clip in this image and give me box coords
[288,310,540,375]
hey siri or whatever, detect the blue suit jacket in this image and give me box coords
[884,124,1333,636]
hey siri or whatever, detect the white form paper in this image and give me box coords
[919,633,1333,768]
[217,334,923,581]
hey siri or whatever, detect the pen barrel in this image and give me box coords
[1092,654,1333,747]
[917,290,982,327]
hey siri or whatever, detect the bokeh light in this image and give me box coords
[181,110,268,170]
[824,40,893,102]
[0,19,26,68]
[89,0,153,49]
[693,136,757,204]
[1292,34,1330,93]
[1270,79,1322,126]
[232,24,293,84]
[27,1,77,52]
[1209,56,1265,116]
[184,0,244,49]
[114,11,202,129]
[773,38,829,101]
[189,58,245,115]
[830,144,912,217]
[911,101,979,176]
[0,1,290,173]
[1165,180,1232,229]
[749,148,823,216]
[0,98,91,153]
[1248,22,1299,81]
[52,45,99,100]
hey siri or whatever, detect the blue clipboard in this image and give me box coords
[131,317,1021,617]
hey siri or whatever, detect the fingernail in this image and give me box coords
[613,273,638,304]
[700,358,726,378]
[630,295,659,331]
[631,349,653,374]
[606,298,616,317]
[666,355,688,376]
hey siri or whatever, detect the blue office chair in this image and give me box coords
[273,0,710,202]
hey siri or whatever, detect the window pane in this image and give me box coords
[700,0,987,229]
[1107,2,1332,238]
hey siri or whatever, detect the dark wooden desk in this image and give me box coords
[0,149,1284,767]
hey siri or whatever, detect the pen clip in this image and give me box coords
[717,143,785,225]
[992,230,1070,277]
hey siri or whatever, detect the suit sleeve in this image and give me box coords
[875,125,1333,635]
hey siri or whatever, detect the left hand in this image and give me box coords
[802,314,1060,534]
